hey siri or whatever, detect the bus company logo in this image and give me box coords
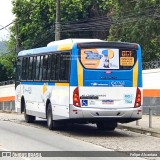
[111,81,125,87]
[84,51,102,60]
[91,82,98,86]
[24,87,32,94]
[82,100,88,106]
[102,100,114,104]
[91,82,109,86]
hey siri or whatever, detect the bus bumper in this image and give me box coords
[69,105,142,123]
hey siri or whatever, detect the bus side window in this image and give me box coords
[47,55,51,80]
[26,57,29,80]
[22,57,27,80]
[59,52,70,82]
[65,53,70,81]
[32,56,36,81]
[39,56,43,81]
[59,54,65,81]
[50,54,56,81]
[55,54,60,81]
[42,55,48,80]
[35,56,40,80]
[28,57,33,80]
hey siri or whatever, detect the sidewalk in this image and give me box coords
[118,115,160,138]
[0,111,24,121]
[0,112,160,138]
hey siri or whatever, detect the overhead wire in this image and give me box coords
[0,1,159,49]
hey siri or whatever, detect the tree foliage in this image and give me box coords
[3,0,160,82]
[108,0,160,62]
[0,53,15,81]
[0,41,15,81]
[10,0,113,50]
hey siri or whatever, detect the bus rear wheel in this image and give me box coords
[96,122,117,131]
[24,108,35,123]
[47,103,57,130]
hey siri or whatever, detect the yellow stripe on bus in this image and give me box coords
[55,83,69,86]
[77,60,83,86]
[58,43,73,51]
[133,61,138,87]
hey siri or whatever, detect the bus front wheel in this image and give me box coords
[47,103,57,130]
[96,122,117,131]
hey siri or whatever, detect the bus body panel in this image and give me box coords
[15,39,142,125]
[69,42,142,122]
[16,82,70,119]
[15,84,21,113]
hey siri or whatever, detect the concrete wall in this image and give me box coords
[0,84,15,111]
[143,69,160,89]
[142,69,160,115]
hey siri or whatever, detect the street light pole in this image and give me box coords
[55,0,60,41]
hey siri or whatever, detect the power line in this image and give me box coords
[0,0,42,31]
[2,1,159,50]
[0,21,15,31]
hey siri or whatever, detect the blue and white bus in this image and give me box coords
[15,39,142,130]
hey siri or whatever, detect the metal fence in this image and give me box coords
[143,60,160,70]
[0,80,15,86]
[0,101,15,112]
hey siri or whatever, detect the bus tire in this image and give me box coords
[96,122,117,131]
[24,108,35,123]
[47,103,57,130]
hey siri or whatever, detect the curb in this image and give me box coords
[0,110,17,114]
[118,124,160,138]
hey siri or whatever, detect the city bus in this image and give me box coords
[15,39,142,131]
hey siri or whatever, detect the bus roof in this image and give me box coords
[18,38,103,57]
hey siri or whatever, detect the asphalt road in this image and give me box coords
[0,120,145,160]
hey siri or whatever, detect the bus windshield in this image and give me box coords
[80,48,137,70]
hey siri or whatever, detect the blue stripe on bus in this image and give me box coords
[21,81,55,86]
[137,45,142,87]
[70,45,78,86]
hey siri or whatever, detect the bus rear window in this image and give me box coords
[80,48,137,70]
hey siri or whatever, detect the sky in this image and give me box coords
[0,0,15,41]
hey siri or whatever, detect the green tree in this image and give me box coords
[0,52,16,80]
[108,0,160,62]
[0,63,8,82]
[10,0,113,51]
[0,41,16,81]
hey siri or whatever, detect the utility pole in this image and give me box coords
[15,19,20,54]
[55,0,60,41]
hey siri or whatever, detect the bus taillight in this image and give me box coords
[73,87,81,107]
[134,88,141,108]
